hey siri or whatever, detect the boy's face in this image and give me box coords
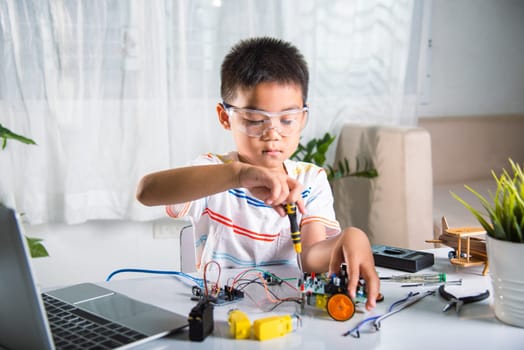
[217,82,306,172]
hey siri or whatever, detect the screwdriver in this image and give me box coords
[380,273,446,283]
[284,203,303,278]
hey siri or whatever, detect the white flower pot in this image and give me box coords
[486,235,524,327]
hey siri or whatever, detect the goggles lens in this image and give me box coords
[222,102,308,137]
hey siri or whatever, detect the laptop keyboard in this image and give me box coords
[42,293,148,350]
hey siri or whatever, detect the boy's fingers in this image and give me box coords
[243,167,303,211]
[296,198,306,215]
[283,178,305,211]
[347,264,360,300]
[273,205,286,217]
[328,247,343,277]
[263,176,283,205]
[363,271,379,310]
[272,184,289,206]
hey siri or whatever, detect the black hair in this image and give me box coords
[220,37,309,103]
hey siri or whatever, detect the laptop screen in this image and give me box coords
[0,206,54,350]
[0,206,189,350]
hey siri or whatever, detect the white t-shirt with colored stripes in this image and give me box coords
[166,152,341,270]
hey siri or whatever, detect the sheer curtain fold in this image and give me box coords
[0,0,424,224]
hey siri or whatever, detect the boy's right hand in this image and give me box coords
[237,164,306,216]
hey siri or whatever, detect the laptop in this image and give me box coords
[0,206,188,350]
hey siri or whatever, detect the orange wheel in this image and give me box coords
[326,293,355,321]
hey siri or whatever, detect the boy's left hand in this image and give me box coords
[238,164,306,216]
[328,227,380,311]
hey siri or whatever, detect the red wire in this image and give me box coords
[203,260,221,296]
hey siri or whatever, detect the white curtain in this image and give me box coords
[0,0,426,224]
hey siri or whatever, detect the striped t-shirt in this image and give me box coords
[166,152,341,270]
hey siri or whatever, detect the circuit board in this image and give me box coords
[191,285,245,304]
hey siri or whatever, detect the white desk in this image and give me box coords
[102,248,524,350]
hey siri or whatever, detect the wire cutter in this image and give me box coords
[438,284,489,313]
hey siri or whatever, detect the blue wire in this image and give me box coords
[343,291,419,338]
[387,291,418,311]
[343,315,381,337]
[105,268,203,286]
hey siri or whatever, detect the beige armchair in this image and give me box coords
[332,124,434,250]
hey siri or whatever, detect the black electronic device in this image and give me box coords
[372,245,434,272]
[188,299,214,341]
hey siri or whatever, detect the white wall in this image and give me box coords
[417,0,524,117]
[29,0,524,288]
[27,218,191,288]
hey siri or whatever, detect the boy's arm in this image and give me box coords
[136,163,242,206]
[301,223,379,310]
[136,162,305,213]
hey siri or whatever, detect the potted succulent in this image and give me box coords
[452,159,524,327]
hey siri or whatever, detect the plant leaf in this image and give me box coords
[451,191,494,236]
[26,236,49,258]
[0,124,37,148]
[451,158,524,242]
[289,132,378,181]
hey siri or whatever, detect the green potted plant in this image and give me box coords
[452,158,524,327]
[0,123,48,258]
[291,132,378,181]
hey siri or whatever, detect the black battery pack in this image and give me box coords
[372,245,434,272]
[188,299,214,341]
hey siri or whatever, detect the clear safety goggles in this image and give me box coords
[222,101,308,137]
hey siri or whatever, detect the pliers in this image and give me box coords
[438,284,489,313]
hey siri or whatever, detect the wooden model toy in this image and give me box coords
[426,217,489,275]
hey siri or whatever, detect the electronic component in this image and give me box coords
[326,293,355,321]
[228,309,252,339]
[253,314,301,341]
[227,310,301,341]
[191,285,244,304]
[188,299,214,341]
[372,245,434,272]
[301,265,357,321]
[262,271,283,285]
[301,264,384,321]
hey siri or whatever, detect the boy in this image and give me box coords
[136,37,379,309]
